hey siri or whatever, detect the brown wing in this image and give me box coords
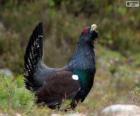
[36,70,81,107]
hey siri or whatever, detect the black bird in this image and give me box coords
[24,22,98,109]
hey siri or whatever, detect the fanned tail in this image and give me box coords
[24,22,43,90]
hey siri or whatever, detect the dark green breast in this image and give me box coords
[73,69,94,89]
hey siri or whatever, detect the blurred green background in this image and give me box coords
[0,0,140,115]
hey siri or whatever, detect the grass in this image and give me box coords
[0,75,35,114]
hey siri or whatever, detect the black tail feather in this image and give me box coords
[24,22,43,90]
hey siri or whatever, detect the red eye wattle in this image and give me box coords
[82,27,89,34]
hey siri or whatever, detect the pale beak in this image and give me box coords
[90,24,97,32]
[91,24,98,45]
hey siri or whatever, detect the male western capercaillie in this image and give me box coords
[24,22,98,109]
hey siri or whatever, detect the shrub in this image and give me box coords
[0,75,35,113]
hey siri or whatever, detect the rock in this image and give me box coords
[65,113,86,116]
[15,113,21,116]
[0,22,5,33]
[0,113,8,116]
[100,104,140,116]
[0,68,13,77]
[51,113,86,116]
[0,113,21,116]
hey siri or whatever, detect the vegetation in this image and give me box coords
[0,0,140,115]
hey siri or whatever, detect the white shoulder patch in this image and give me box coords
[72,74,79,80]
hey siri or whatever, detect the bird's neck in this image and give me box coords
[68,40,96,89]
[68,40,95,71]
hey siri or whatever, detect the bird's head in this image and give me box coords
[80,24,98,45]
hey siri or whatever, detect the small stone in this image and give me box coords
[0,22,5,32]
[51,113,86,116]
[100,104,140,116]
[0,68,13,77]
[0,113,8,116]
[15,113,21,116]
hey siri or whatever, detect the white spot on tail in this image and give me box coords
[72,75,79,80]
